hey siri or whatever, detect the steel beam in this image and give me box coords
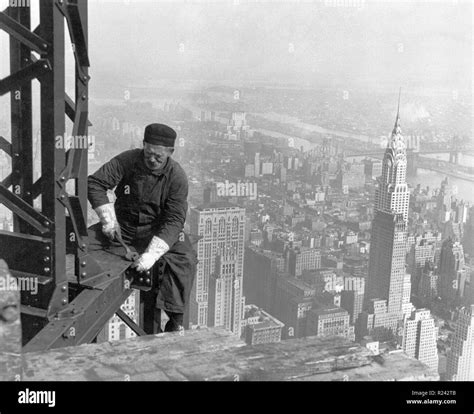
[0,59,51,96]
[9,5,34,233]
[38,0,68,316]
[23,276,133,352]
[0,10,50,54]
[116,309,147,337]
[0,184,51,234]
[0,136,12,156]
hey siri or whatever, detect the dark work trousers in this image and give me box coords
[142,290,184,334]
[141,259,184,334]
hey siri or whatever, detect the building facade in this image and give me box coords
[189,202,246,333]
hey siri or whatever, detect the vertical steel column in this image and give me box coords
[73,0,90,282]
[39,0,68,315]
[9,5,33,233]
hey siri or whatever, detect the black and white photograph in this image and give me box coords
[0,0,473,409]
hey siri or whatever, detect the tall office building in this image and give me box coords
[341,276,365,324]
[402,309,438,372]
[243,246,285,313]
[463,207,474,256]
[189,202,246,334]
[447,305,474,381]
[361,96,410,337]
[439,237,467,304]
[288,247,321,277]
[407,235,436,296]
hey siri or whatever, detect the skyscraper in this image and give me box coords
[188,202,246,334]
[341,276,365,324]
[439,237,467,304]
[360,94,411,338]
[402,309,438,372]
[447,305,474,381]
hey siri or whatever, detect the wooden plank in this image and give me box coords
[22,328,245,381]
[19,327,437,381]
[0,260,22,381]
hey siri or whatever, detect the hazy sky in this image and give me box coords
[86,0,472,91]
[0,0,472,91]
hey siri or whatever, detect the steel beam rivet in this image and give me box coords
[82,95,87,100]
[43,256,50,262]
[146,279,151,284]
[14,153,19,157]
[139,278,144,283]
[60,195,65,200]
[43,64,48,69]
[81,244,87,249]
[61,286,67,292]
[60,176,66,182]
[26,192,31,196]
[81,261,87,267]
[81,272,87,278]
[1,306,18,323]
[45,245,51,251]
[44,268,50,273]
[62,299,67,305]
[44,222,49,227]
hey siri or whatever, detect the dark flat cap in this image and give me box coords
[144,123,177,147]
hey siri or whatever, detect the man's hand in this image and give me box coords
[132,236,170,273]
[95,203,121,241]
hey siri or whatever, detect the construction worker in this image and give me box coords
[88,123,197,334]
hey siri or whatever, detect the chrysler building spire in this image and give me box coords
[375,90,409,223]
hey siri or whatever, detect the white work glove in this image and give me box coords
[133,236,170,273]
[95,203,121,241]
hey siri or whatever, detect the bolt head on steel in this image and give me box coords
[44,267,50,273]
[81,261,87,267]
[1,306,18,323]
[61,286,67,292]
[81,272,87,278]
[62,299,68,305]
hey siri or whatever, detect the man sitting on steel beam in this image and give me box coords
[87,123,197,334]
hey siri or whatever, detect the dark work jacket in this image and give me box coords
[88,149,197,313]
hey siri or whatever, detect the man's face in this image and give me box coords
[143,142,174,171]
